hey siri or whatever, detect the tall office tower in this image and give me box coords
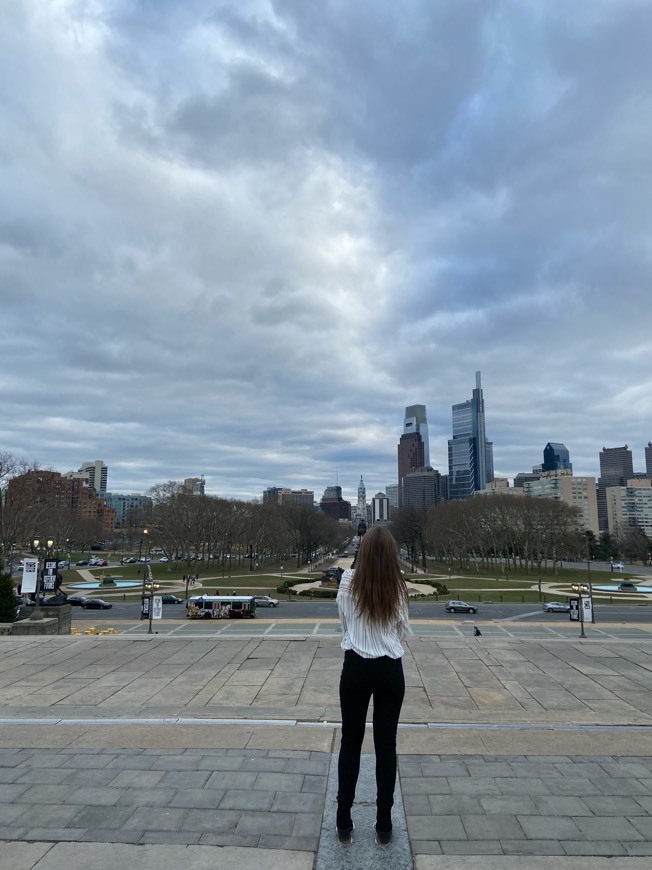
[183,476,205,496]
[397,432,424,507]
[402,467,441,509]
[385,484,399,509]
[371,493,391,525]
[597,445,634,533]
[320,485,351,521]
[79,460,108,494]
[542,443,572,473]
[404,405,430,467]
[646,442,652,478]
[447,371,494,499]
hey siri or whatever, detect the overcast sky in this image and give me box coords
[2,0,651,502]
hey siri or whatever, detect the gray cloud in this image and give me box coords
[1,0,651,503]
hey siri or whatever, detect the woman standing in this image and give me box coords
[335,526,411,845]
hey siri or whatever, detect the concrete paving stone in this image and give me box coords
[0,767,26,783]
[531,795,593,816]
[0,783,31,802]
[634,796,652,812]
[402,777,451,795]
[420,762,470,777]
[255,772,305,792]
[104,755,161,769]
[466,762,518,778]
[557,761,608,778]
[300,775,327,794]
[196,755,246,771]
[61,754,117,768]
[563,841,628,856]
[65,768,122,787]
[0,841,51,870]
[601,761,652,777]
[17,754,68,769]
[62,786,124,806]
[151,756,202,770]
[408,815,467,840]
[501,839,566,855]
[182,808,242,832]
[168,788,225,808]
[404,793,431,814]
[23,827,86,842]
[219,789,275,811]
[591,777,652,796]
[440,840,503,855]
[271,792,324,814]
[70,806,132,830]
[284,757,330,775]
[198,832,260,847]
[480,796,538,815]
[140,831,202,845]
[525,755,572,763]
[15,767,74,785]
[159,770,210,789]
[240,756,289,772]
[510,762,564,778]
[0,824,28,839]
[14,784,75,804]
[236,811,295,836]
[79,828,144,844]
[629,815,652,837]
[291,813,322,838]
[0,803,34,825]
[427,796,484,815]
[462,814,525,840]
[114,787,176,806]
[17,803,85,828]
[449,777,502,795]
[205,770,258,790]
[583,795,650,815]
[108,769,166,788]
[625,842,652,855]
[517,815,586,840]
[269,750,312,759]
[410,840,443,855]
[261,834,320,851]
[121,805,189,831]
[543,777,602,796]
[496,777,552,795]
[399,761,423,777]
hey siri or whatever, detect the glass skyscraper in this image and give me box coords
[404,404,429,467]
[447,371,494,499]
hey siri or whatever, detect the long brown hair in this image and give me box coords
[350,526,408,627]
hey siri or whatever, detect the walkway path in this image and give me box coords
[3,632,652,868]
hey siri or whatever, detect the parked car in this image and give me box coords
[67,595,89,606]
[89,559,108,567]
[158,556,169,563]
[253,595,279,608]
[76,559,89,566]
[543,601,570,613]
[619,581,637,592]
[80,598,113,609]
[121,557,137,564]
[445,600,478,614]
[161,594,182,604]
[57,560,71,569]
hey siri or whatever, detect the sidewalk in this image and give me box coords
[2,631,652,868]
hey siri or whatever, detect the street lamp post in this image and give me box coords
[248,544,255,572]
[572,583,589,639]
[31,537,55,621]
[139,529,149,620]
[586,531,595,624]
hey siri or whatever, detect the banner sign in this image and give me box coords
[41,559,59,592]
[582,595,594,624]
[21,559,38,594]
[569,597,579,621]
[152,596,162,620]
[141,596,149,620]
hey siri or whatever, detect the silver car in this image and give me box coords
[543,601,570,613]
[253,595,279,608]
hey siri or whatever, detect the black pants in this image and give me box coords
[336,649,405,829]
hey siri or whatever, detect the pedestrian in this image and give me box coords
[474,626,482,637]
[335,526,411,847]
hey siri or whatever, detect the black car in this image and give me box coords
[76,559,89,566]
[67,595,89,606]
[80,598,112,609]
[161,594,182,604]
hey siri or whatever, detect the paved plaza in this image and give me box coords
[2,630,652,868]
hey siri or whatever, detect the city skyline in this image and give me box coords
[1,2,651,501]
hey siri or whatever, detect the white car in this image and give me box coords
[253,595,279,608]
[543,601,570,613]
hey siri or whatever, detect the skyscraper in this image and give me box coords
[397,432,424,507]
[646,442,652,479]
[542,443,572,473]
[597,445,634,533]
[79,460,108,494]
[404,405,429,467]
[447,371,494,500]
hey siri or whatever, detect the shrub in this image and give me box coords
[0,560,18,623]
